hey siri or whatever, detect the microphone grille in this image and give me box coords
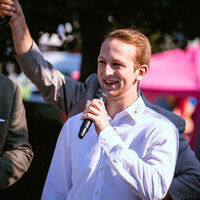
[94,88,108,103]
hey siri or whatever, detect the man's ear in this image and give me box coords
[136,65,148,81]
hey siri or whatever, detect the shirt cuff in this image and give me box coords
[98,126,124,155]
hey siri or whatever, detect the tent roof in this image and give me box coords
[140,45,200,93]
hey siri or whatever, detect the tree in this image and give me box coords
[1,0,200,80]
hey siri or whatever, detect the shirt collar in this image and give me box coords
[124,95,146,122]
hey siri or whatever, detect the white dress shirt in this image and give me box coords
[41,96,179,200]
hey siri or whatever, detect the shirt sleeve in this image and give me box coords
[98,125,179,200]
[15,41,100,116]
[41,122,72,200]
[15,41,67,112]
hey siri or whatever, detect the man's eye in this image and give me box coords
[99,60,106,64]
[113,63,121,67]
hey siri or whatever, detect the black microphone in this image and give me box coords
[78,88,108,139]
[0,16,10,25]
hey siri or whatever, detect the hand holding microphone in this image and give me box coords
[78,88,108,139]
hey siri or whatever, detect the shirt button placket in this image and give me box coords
[93,151,105,200]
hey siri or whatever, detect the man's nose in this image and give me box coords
[104,64,114,75]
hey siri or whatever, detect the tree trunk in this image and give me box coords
[79,13,111,81]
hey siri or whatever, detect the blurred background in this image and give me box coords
[1,0,200,199]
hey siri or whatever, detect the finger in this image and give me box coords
[93,99,106,110]
[0,0,14,4]
[0,0,15,10]
[81,112,97,122]
[0,4,15,18]
[0,3,15,11]
[93,98,105,105]
[82,105,99,118]
[89,99,104,111]
[88,105,100,116]
[82,103,104,121]
[0,9,13,16]
[85,100,91,109]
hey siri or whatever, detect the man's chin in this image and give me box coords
[107,90,118,97]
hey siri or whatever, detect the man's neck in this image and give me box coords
[106,93,139,119]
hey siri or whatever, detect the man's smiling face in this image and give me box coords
[97,38,139,101]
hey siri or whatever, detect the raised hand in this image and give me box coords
[0,0,24,25]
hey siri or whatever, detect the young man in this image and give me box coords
[41,29,179,199]
[1,0,200,199]
[0,72,33,191]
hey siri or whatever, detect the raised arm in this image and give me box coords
[1,0,100,115]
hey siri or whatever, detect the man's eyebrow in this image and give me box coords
[98,55,104,59]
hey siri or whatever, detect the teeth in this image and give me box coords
[105,80,116,84]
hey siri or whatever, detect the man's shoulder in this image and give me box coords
[140,92,185,133]
[144,106,178,132]
[63,112,83,131]
[61,112,83,142]
[68,112,82,122]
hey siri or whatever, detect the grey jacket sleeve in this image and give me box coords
[0,83,33,190]
[15,41,100,117]
[15,42,66,112]
[169,132,200,200]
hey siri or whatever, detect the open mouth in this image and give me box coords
[103,79,119,89]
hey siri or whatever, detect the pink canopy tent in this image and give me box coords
[140,45,200,157]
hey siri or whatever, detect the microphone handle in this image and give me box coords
[78,88,108,139]
[0,16,11,25]
[78,119,93,139]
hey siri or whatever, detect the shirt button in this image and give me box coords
[100,138,106,144]
[100,168,103,171]
[112,159,117,164]
[95,191,98,195]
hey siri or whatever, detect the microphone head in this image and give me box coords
[94,88,108,103]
